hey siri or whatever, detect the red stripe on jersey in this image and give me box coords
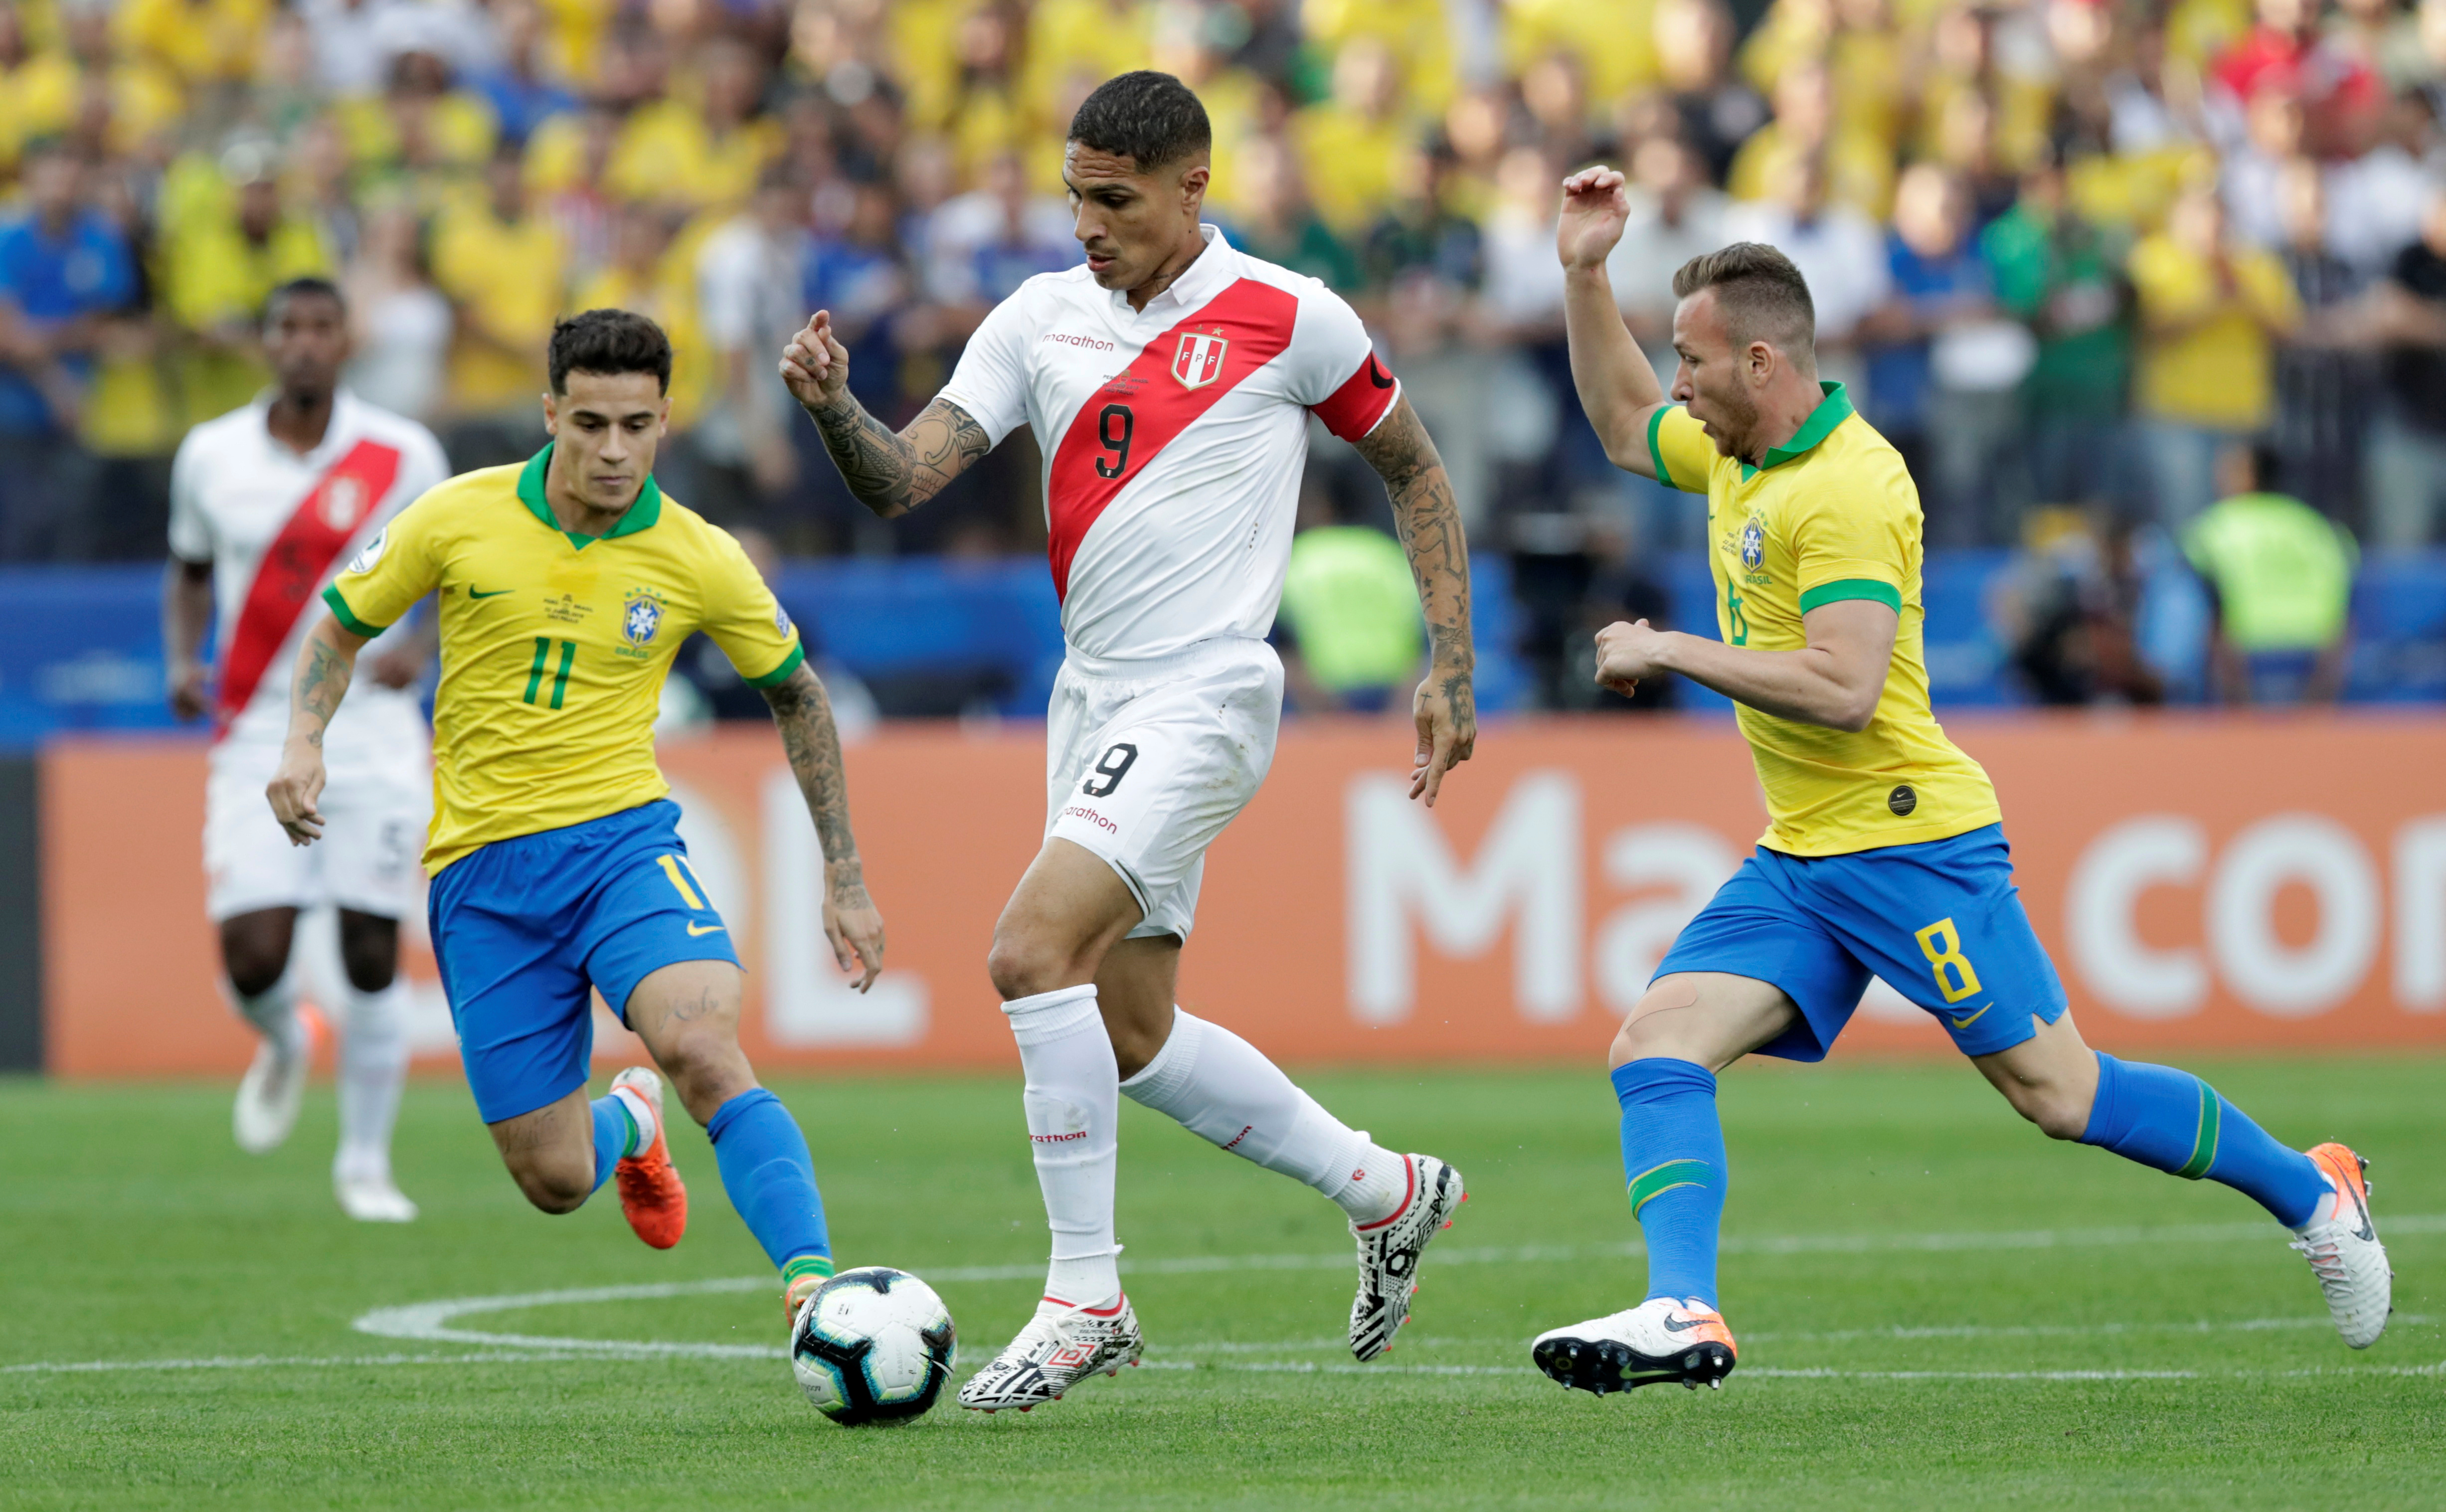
[1044,278,1299,602]
[1311,350,1401,441]
[215,439,403,732]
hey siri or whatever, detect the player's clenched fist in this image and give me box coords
[1593,618,1674,697]
[779,310,852,411]
[265,744,328,846]
[1557,165,1632,271]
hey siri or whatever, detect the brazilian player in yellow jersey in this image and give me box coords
[1522,167,2390,1396]
[266,311,885,1330]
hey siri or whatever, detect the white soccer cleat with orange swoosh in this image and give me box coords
[2290,1142,2392,1349]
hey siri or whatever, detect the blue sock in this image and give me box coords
[708,1088,832,1271]
[2080,1053,2329,1228]
[1612,1058,1728,1309]
[588,1094,639,1193]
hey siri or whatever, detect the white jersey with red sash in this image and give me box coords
[169,390,450,762]
[938,224,1400,665]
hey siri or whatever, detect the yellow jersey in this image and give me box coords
[324,447,804,874]
[1647,383,2001,856]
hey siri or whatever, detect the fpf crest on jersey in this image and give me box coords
[1173,331,1229,389]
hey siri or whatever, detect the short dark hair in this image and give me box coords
[1672,241,1815,363]
[264,276,346,325]
[1066,70,1211,170]
[548,308,672,395]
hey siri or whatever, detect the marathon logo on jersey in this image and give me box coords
[1171,329,1229,389]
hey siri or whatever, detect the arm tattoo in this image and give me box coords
[806,394,993,520]
[1354,398,1476,698]
[294,633,352,748]
[761,663,869,904]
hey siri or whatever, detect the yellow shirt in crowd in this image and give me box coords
[432,202,570,413]
[2127,234,2300,430]
[1647,384,2002,856]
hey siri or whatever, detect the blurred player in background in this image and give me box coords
[1529,169,2393,1395]
[268,311,884,1326]
[163,277,449,1222]
[787,71,1478,1413]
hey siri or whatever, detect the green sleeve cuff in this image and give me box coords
[1798,578,1903,614]
[1646,405,1675,490]
[743,641,807,689]
[322,584,388,639]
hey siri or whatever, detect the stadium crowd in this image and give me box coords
[1,0,2433,703]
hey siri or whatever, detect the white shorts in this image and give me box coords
[1044,637,1284,941]
[203,735,431,923]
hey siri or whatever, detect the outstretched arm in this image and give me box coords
[1558,166,1672,478]
[760,661,886,991]
[1351,395,1477,806]
[266,614,369,844]
[780,310,993,519]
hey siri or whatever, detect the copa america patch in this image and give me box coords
[623,590,664,646]
[348,527,387,574]
[775,604,793,638]
[1740,520,1765,570]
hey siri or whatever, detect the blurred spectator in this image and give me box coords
[922,149,1078,311]
[2270,156,2376,523]
[1723,152,1890,394]
[164,144,335,427]
[1864,163,2026,544]
[470,0,578,147]
[0,140,136,558]
[1294,36,1412,237]
[573,202,710,430]
[608,36,782,212]
[430,142,566,468]
[1605,135,1730,373]
[2003,507,2165,706]
[2128,181,2301,528]
[1275,485,1422,714]
[1376,268,1490,530]
[341,199,451,424]
[2368,190,2446,546]
[1358,140,1481,295]
[1224,134,1360,292]
[1728,58,1894,219]
[692,166,812,539]
[2186,439,2358,703]
[1653,0,1767,186]
[1981,155,2132,512]
[1560,525,1680,713]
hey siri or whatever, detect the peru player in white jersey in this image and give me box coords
[163,278,449,1221]
[785,72,1479,1411]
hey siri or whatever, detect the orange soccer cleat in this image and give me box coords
[609,1067,688,1250]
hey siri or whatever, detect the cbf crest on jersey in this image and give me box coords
[1172,330,1229,389]
[622,588,665,647]
[1740,519,1766,570]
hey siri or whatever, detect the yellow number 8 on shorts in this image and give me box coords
[1914,917,1983,1004]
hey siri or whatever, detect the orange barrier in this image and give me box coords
[40,714,2446,1079]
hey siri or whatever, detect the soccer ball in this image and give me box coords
[790,1267,957,1426]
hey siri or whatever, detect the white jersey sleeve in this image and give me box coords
[937,284,1038,448]
[1283,286,1402,441]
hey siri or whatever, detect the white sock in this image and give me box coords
[335,978,409,1183]
[1120,1008,1406,1224]
[1005,985,1122,1306]
[609,1084,658,1155]
[232,977,303,1056]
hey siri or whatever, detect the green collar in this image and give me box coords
[1742,381,1853,481]
[517,443,662,548]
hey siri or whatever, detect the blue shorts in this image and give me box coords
[1652,823,2068,1062]
[428,799,739,1123]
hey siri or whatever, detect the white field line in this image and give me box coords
[7,1214,2437,1380]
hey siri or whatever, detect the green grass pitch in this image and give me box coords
[2,1057,2438,1510]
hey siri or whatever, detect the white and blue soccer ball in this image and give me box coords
[790,1267,957,1426]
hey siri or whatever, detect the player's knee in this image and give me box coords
[986,929,1084,1002]
[506,1155,592,1214]
[336,914,398,993]
[2008,1081,2092,1141]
